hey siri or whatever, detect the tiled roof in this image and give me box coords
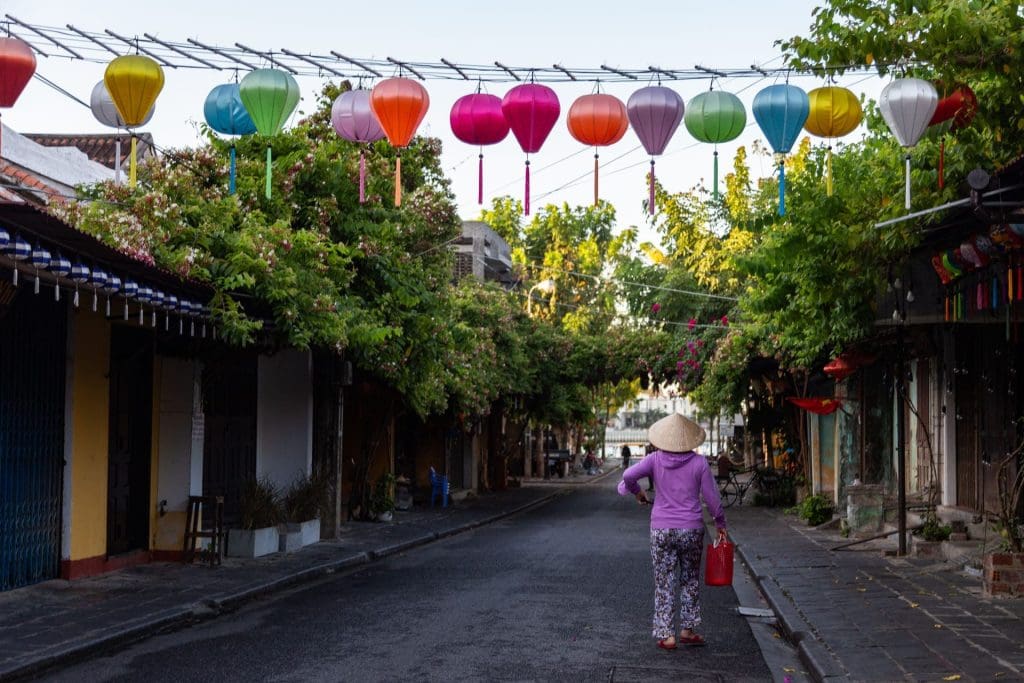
[24,133,155,171]
[0,162,64,204]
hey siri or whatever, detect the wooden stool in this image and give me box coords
[183,495,224,566]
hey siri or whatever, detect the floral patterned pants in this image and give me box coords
[649,527,705,639]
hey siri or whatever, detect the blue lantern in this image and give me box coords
[122,279,139,319]
[752,84,809,216]
[204,83,257,195]
[49,253,71,301]
[69,262,90,307]
[0,226,9,249]
[89,268,108,312]
[3,234,30,285]
[30,245,50,294]
[137,285,153,325]
[103,275,121,316]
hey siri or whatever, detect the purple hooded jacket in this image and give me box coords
[618,450,727,531]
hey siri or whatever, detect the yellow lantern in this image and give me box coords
[104,55,164,187]
[804,86,861,196]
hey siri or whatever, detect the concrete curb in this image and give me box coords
[734,541,847,682]
[0,492,562,682]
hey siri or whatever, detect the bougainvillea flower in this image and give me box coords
[688,318,696,330]
[651,302,662,313]
[721,315,729,326]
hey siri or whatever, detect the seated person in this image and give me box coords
[716,452,738,481]
[582,451,597,474]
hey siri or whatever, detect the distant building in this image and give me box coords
[453,220,515,287]
[25,132,155,173]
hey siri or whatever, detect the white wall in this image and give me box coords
[256,349,313,490]
[155,358,197,512]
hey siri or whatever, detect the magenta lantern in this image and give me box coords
[450,92,510,204]
[627,86,684,214]
[501,83,560,215]
[331,89,385,203]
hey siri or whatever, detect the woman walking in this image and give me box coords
[618,413,727,650]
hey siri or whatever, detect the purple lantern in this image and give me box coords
[501,83,560,215]
[450,92,510,204]
[627,86,685,215]
[331,89,385,204]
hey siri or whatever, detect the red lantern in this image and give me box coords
[370,77,430,207]
[567,93,629,205]
[928,85,978,189]
[450,93,510,204]
[0,36,36,156]
[501,83,560,215]
[823,355,856,381]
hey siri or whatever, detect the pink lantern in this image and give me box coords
[450,92,510,204]
[501,83,560,215]
[331,89,385,203]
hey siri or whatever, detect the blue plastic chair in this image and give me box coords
[429,466,449,508]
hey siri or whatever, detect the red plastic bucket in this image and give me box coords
[705,539,734,586]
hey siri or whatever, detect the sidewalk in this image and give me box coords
[728,505,1024,682]
[0,472,613,682]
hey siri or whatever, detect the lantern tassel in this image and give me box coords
[778,157,786,217]
[115,136,122,185]
[593,153,599,206]
[229,143,237,195]
[938,138,945,190]
[55,283,60,302]
[524,159,531,216]
[826,146,834,197]
[713,150,719,200]
[124,298,129,320]
[34,273,39,295]
[11,268,17,286]
[944,294,950,322]
[359,149,367,204]
[904,153,912,210]
[129,134,138,188]
[394,155,402,207]
[106,298,111,317]
[265,145,273,200]
[478,152,484,205]
[92,290,98,312]
[649,160,656,215]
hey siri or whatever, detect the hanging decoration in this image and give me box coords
[90,80,154,185]
[103,275,121,316]
[30,244,49,295]
[787,397,842,415]
[122,279,139,320]
[627,85,684,215]
[151,290,165,327]
[104,55,165,188]
[502,83,560,216]
[752,84,809,216]
[878,78,939,210]
[136,285,153,325]
[238,68,301,200]
[204,83,257,195]
[566,92,629,206]
[449,90,510,205]
[927,84,977,190]
[48,253,70,301]
[683,89,746,200]
[164,294,178,331]
[2,233,30,285]
[331,88,386,204]
[0,36,36,157]
[370,77,430,208]
[89,268,107,312]
[803,86,861,196]
[0,226,8,249]
[69,262,90,307]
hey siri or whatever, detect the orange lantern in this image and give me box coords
[370,77,430,207]
[567,93,628,205]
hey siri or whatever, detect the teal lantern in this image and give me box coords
[683,90,746,199]
[752,84,809,216]
[204,83,257,195]
[238,69,300,199]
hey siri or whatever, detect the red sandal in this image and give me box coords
[679,633,705,646]
[657,639,677,651]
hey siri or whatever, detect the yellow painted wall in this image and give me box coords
[68,309,110,561]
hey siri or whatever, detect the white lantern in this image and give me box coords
[879,78,939,210]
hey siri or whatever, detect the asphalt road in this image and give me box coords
[43,479,775,682]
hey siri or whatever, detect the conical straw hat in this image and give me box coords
[648,413,706,453]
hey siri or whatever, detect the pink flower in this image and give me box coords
[688,318,696,330]
[651,303,662,314]
[721,315,729,326]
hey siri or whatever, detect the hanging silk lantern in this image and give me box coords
[627,86,684,214]
[0,37,36,157]
[331,88,385,204]
[204,83,257,195]
[69,262,90,307]
[752,84,809,216]
[0,227,8,249]
[927,85,977,190]
[104,55,165,188]
[150,289,165,327]
[136,285,153,325]
[879,78,939,210]
[803,86,861,196]
[684,90,746,200]
[2,233,30,285]
[502,83,560,216]
[370,77,430,208]
[567,93,629,206]
[30,245,49,295]
[48,253,70,301]
[103,275,121,317]
[239,69,301,200]
[450,91,510,205]
[91,81,154,185]
[122,279,139,320]
[89,268,108,313]
[163,293,178,331]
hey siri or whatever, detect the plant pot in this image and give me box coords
[279,525,302,553]
[227,527,279,558]
[376,510,393,523]
[984,551,1024,598]
[298,518,320,546]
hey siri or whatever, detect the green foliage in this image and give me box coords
[370,472,397,516]
[917,514,952,542]
[282,470,333,523]
[240,477,284,530]
[796,494,835,526]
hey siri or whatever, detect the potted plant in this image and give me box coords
[912,512,951,559]
[281,470,332,550]
[369,472,396,522]
[227,478,284,558]
[984,438,1024,597]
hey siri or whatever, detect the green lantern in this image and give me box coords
[684,90,746,199]
[239,68,300,198]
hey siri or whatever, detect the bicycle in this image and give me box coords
[717,466,772,508]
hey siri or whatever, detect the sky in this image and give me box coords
[2,1,884,240]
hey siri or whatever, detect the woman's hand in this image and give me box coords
[636,491,650,505]
[717,528,728,544]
